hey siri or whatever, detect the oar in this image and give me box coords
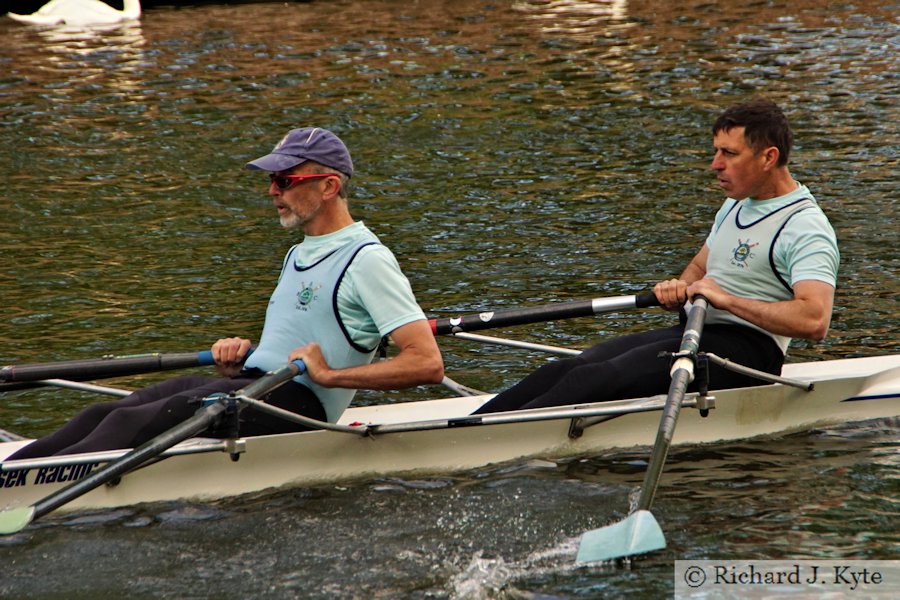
[0,350,217,384]
[0,359,305,535]
[2,293,656,385]
[576,296,709,563]
[429,292,660,335]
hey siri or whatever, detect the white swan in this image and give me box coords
[7,0,141,27]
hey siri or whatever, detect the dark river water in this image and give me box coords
[0,0,897,597]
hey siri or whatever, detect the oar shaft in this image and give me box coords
[637,296,709,511]
[0,351,216,383]
[31,401,228,521]
[636,368,691,511]
[239,360,305,398]
[429,292,659,335]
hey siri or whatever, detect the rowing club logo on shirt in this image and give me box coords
[296,282,322,311]
[730,238,759,268]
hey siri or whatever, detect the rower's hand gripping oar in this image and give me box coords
[576,296,709,564]
[429,292,660,336]
[0,359,305,535]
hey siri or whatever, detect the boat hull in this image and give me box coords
[1,354,898,513]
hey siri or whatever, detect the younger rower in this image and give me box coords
[474,97,839,414]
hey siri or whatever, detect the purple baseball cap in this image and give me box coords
[246,127,354,178]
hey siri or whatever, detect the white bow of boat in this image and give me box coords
[7,0,141,27]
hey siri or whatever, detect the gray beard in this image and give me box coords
[279,213,303,229]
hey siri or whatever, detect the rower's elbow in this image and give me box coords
[805,317,831,342]
[810,327,829,342]
[407,351,444,386]
[423,356,445,385]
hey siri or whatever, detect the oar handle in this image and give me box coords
[635,292,660,308]
[0,349,258,391]
[429,292,660,336]
[237,359,306,400]
[0,351,218,383]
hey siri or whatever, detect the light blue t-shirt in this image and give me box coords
[291,221,426,349]
[707,184,839,289]
[695,183,840,353]
[245,221,426,421]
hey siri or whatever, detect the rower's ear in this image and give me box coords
[322,175,343,201]
[761,146,780,170]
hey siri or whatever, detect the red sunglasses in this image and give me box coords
[269,173,336,191]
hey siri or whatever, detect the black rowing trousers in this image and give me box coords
[472,323,784,414]
[7,374,326,460]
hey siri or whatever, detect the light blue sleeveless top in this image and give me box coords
[689,185,839,354]
[245,237,381,422]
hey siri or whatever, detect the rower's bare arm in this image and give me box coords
[289,319,444,390]
[653,246,708,310]
[687,278,834,341]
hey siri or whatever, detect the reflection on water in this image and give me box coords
[6,20,146,85]
[0,1,897,597]
[514,0,631,35]
[33,20,145,48]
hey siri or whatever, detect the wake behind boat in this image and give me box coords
[2,352,898,516]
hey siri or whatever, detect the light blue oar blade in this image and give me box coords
[0,506,36,535]
[576,509,666,564]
